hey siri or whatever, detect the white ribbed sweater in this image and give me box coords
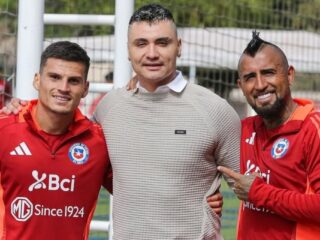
[95,82,240,240]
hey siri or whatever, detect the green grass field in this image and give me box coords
[220,180,240,240]
[89,180,239,240]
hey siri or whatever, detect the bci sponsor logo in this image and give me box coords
[28,170,75,192]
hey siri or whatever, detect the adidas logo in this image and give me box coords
[10,142,32,156]
[245,132,256,145]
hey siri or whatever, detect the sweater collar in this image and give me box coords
[136,71,187,94]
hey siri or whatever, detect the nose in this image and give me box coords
[146,44,159,59]
[58,79,70,92]
[254,74,267,90]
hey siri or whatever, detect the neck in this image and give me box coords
[35,105,74,135]
[138,71,177,92]
[263,99,297,129]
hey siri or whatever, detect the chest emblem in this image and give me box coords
[68,143,89,164]
[271,138,289,159]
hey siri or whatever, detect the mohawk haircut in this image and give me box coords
[129,4,175,25]
[241,30,289,68]
[243,30,272,57]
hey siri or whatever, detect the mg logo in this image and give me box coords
[28,170,75,192]
[11,197,33,221]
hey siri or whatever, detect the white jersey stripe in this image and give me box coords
[15,146,23,155]
[20,142,32,155]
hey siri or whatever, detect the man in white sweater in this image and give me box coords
[94,4,241,240]
[3,3,240,240]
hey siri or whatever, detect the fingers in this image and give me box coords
[19,100,28,106]
[5,98,26,115]
[0,98,27,115]
[217,166,241,181]
[0,106,20,115]
[0,106,10,114]
[251,172,261,178]
[126,75,138,91]
[207,193,223,203]
[211,206,222,217]
[207,194,223,217]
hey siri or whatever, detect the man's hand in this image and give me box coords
[207,191,223,217]
[126,75,138,91]
[218,166,258,201]
[0,98,27,115]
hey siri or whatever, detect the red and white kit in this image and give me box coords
[0,100,112,240]
[238,98,320,240]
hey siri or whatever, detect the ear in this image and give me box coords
[287,65,295,86]
[237,78,246,96]
[127,42,131,61]
[237,78,242,89]
[33,73,40,91]
[82,81,89,98]
[177,38,182,57]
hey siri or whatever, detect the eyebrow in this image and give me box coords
[155,37,172,42]
[260,68,276,74]
[132,37,173,43]
[47,72,83,79]
[242,72,256,79]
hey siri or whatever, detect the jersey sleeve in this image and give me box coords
[102,159,113,194]
[304,112,320,193]
[95,122,113,194]
[249,112,320,224]
[249,178,320,224]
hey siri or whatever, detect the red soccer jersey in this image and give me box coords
[0,100,112,240]
[237,99,320,240]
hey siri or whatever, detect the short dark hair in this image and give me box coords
[129,4,175,25]
[40,41,90,80]
[242,30,288,67]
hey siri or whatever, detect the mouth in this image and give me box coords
[143,63,163,70]
[256,92,272,100]
[254,91,274,105]
[53,95,71,102]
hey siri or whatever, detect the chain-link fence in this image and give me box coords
[0,0,16,107]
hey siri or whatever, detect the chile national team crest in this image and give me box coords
[271,138,289,159]
[68,143,89,164]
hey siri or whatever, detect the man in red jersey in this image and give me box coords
[0,41,112,240]
[217,32,320,239]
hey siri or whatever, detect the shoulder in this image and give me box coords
[0,113,17,130]
[304,111,320,133]
[94,87,128,122]
[86,120,106,141]
[184,83,234,111]
[185,83,222,99]
[184,83,241,134]
[95,87,127,110]
[241,115,258,125]
[241,116,259,138]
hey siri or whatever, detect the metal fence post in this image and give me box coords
[16,0,44,99]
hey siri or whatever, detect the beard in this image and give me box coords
[252,96,287,120]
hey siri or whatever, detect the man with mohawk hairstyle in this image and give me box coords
[217,31,320,239]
